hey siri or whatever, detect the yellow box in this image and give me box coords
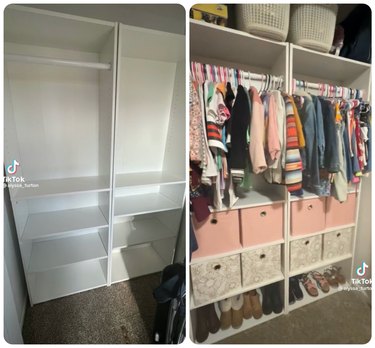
[191,4,228,26]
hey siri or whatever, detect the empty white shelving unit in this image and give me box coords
[4,5,185,304]
[111,23,185,284]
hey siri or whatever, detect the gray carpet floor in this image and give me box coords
[23,277,371,344]
[218,290,371,344]
[22,273,161,344]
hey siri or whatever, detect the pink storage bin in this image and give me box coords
[191,210,241,259]
[325,193,357,228]
[290,197,325,236]
[240,203,284,247]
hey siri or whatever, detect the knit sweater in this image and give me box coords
[283,95,303,194]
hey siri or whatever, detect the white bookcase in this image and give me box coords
[189,19,371,343]
[4,5,185,305]
[110,23,185,284]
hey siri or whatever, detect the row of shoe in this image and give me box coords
[290,266,346,303]
[195,283,283,342]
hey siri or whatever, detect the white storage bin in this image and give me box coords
[290,235,322,271]
[236,4,290,42]
[241,244,282,287]
[288,4,338,53]
[323,227,353,260]
[191,254,241,306]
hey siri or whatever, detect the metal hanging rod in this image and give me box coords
[293,78,363,99]
[190,61,283,85]
[5,54,111,70]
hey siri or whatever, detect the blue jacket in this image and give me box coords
[319,98,340,173]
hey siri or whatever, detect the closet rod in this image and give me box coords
[293,78,362,95]
[191,61,283,84]
[5,54,111,70]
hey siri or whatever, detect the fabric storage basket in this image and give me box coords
[288,4,338,53]
[323,227,353,260]
[236,4,290,42]
[290,235,322,272]
[241,244,282,287]
[191,254,241,306]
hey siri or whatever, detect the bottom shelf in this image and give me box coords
[28,258,107,304]
[289,279,348,312]
[194,286,284,344]
[111,243,171,284]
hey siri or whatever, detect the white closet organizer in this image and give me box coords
[189,20,371,344]
[4,5,185,305]
[110,24,185,283]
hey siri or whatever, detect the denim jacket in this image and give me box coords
[319,98,340,173]
[311,96,325,168]
[295,97,321,194]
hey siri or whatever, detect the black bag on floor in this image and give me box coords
[152,261,185,344]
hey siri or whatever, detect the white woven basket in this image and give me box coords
[288,4,338,53]
[236,4,290,42]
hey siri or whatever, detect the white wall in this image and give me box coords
[26,4,185,35]
[3,188,27,343]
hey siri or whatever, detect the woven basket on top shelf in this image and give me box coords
[288,4,338,53]
[235,4,290,42]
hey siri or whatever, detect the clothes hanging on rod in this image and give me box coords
[189,62,300,215]
[292,78,364,100]
[293,92,371,202]
[191,61,284,88]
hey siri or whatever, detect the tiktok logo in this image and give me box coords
[6,160,20,175]
[356,261,369,277]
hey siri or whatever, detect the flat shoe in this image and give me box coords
[301,274,319,297]
[311,271,330,293]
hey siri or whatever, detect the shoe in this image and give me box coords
[261,286,273,315]
[242,291,253,320]
[206,303,220,334]
[301,274,319,297]
[269,283,283,314]
[231,294,244,329]
[218,298,231,330]
[311,271,330,293]
[249,290,263,319]
[290,276,304,300]
[330,266,346,284]
[195,306,209,343]
[323,269,339,288]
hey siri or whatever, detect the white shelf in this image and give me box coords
[115,171,184,188]
[22,206,109,240]
[211,189,285,213]
[14,176,110,201]
[29,258,107,304]
[190,272,284,310]
[196,289,284,344]
[289,280,349,312]
[114,193,181,217]
[111,244,167,283]
[190,239,285,265]
[28,232,107,273]
[292,44,371,84]
[5,5,115,53]
[290,188,358,202]
[113,217,176,250]
[289,254,352,277]
[290,224,355,241]
[190,19,287,69]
